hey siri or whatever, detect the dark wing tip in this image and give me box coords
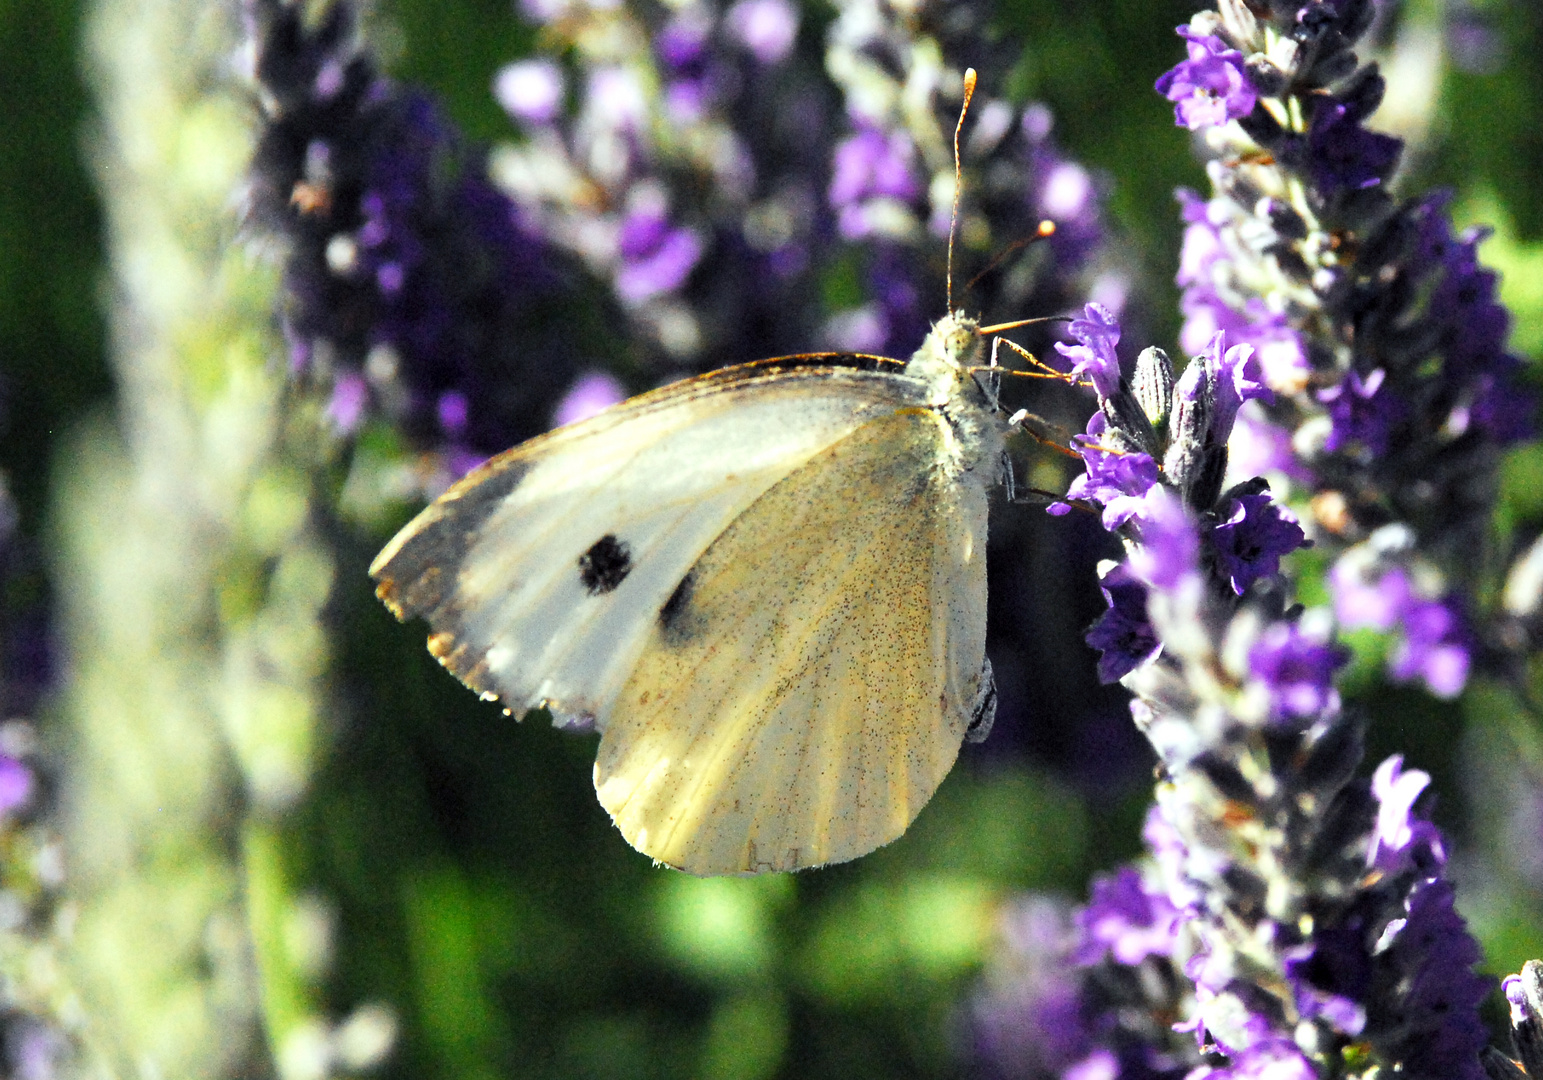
[369,456,534,622]
[373,575,407,619]
[427,629,499,699]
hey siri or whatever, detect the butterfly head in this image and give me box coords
[905,310,988,405]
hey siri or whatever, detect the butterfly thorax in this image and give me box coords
[903,311,1003,480]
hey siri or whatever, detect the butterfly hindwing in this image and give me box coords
[370,357,925,727]
[593,406,991,875]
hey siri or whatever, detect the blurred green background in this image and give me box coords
[6,0,1543,1077]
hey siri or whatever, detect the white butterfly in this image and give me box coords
[370,309,1033,875]
[371,66,1058,875]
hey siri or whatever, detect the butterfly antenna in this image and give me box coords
[977,313,1072,335]
[947,67,977,315]
[965,220,1056,294]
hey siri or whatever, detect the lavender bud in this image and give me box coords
[1133,346,1174,435]
[1342,0,1377,41]
[1259,196,1308,241]
[1165,361,1226,512]
[1244,55,1287,97]
[1312,47,1360,85]
[1336,62,1386,120]
[1214,0,1257,49]
[1505,962,1543,1078]
[1482,1047,1528,1080]
[1102,390,1162,459]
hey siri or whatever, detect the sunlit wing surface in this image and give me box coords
[593,408,990,875]
[370,355,927,729]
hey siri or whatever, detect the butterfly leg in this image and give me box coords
[965,658,997,743]
[999,449,1064,506]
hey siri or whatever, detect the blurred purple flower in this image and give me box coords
[973,898,1090,1079]
[436,390,468,437]
[1193,1037,1316,1080]
[494,59,565,126]
[829,126,921,240]
[1331,560,1411,631]
[1074,867,1181,966]
[1247,619,1346,720]
[552,371,627,429]
[1179,291,1309,396]
[0,754,32,816]
[5,1017,68,1080]
[1389,599,1470,699]
[328,372,368,433]
[656,8,712,69]
[1226,405,1312,486]
[615,206,703,303]
[725,0,799,65]
[1126,487,1200,590]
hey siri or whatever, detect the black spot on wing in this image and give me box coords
[659,569,699,646]
[578,534,633,595]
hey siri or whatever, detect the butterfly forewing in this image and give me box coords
[593,407,991,875]
[370,357,925,728]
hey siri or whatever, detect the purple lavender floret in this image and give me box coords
[1154,28,1257,131]
[1208,492,1308,596]
[1367,757,1444,874]
[1064,416,1160,530]
[1086,566,1160,685]
[1055,303,1124,402]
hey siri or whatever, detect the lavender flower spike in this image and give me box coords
[1153,0,1533,697]
[1036,305,1493,1080]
